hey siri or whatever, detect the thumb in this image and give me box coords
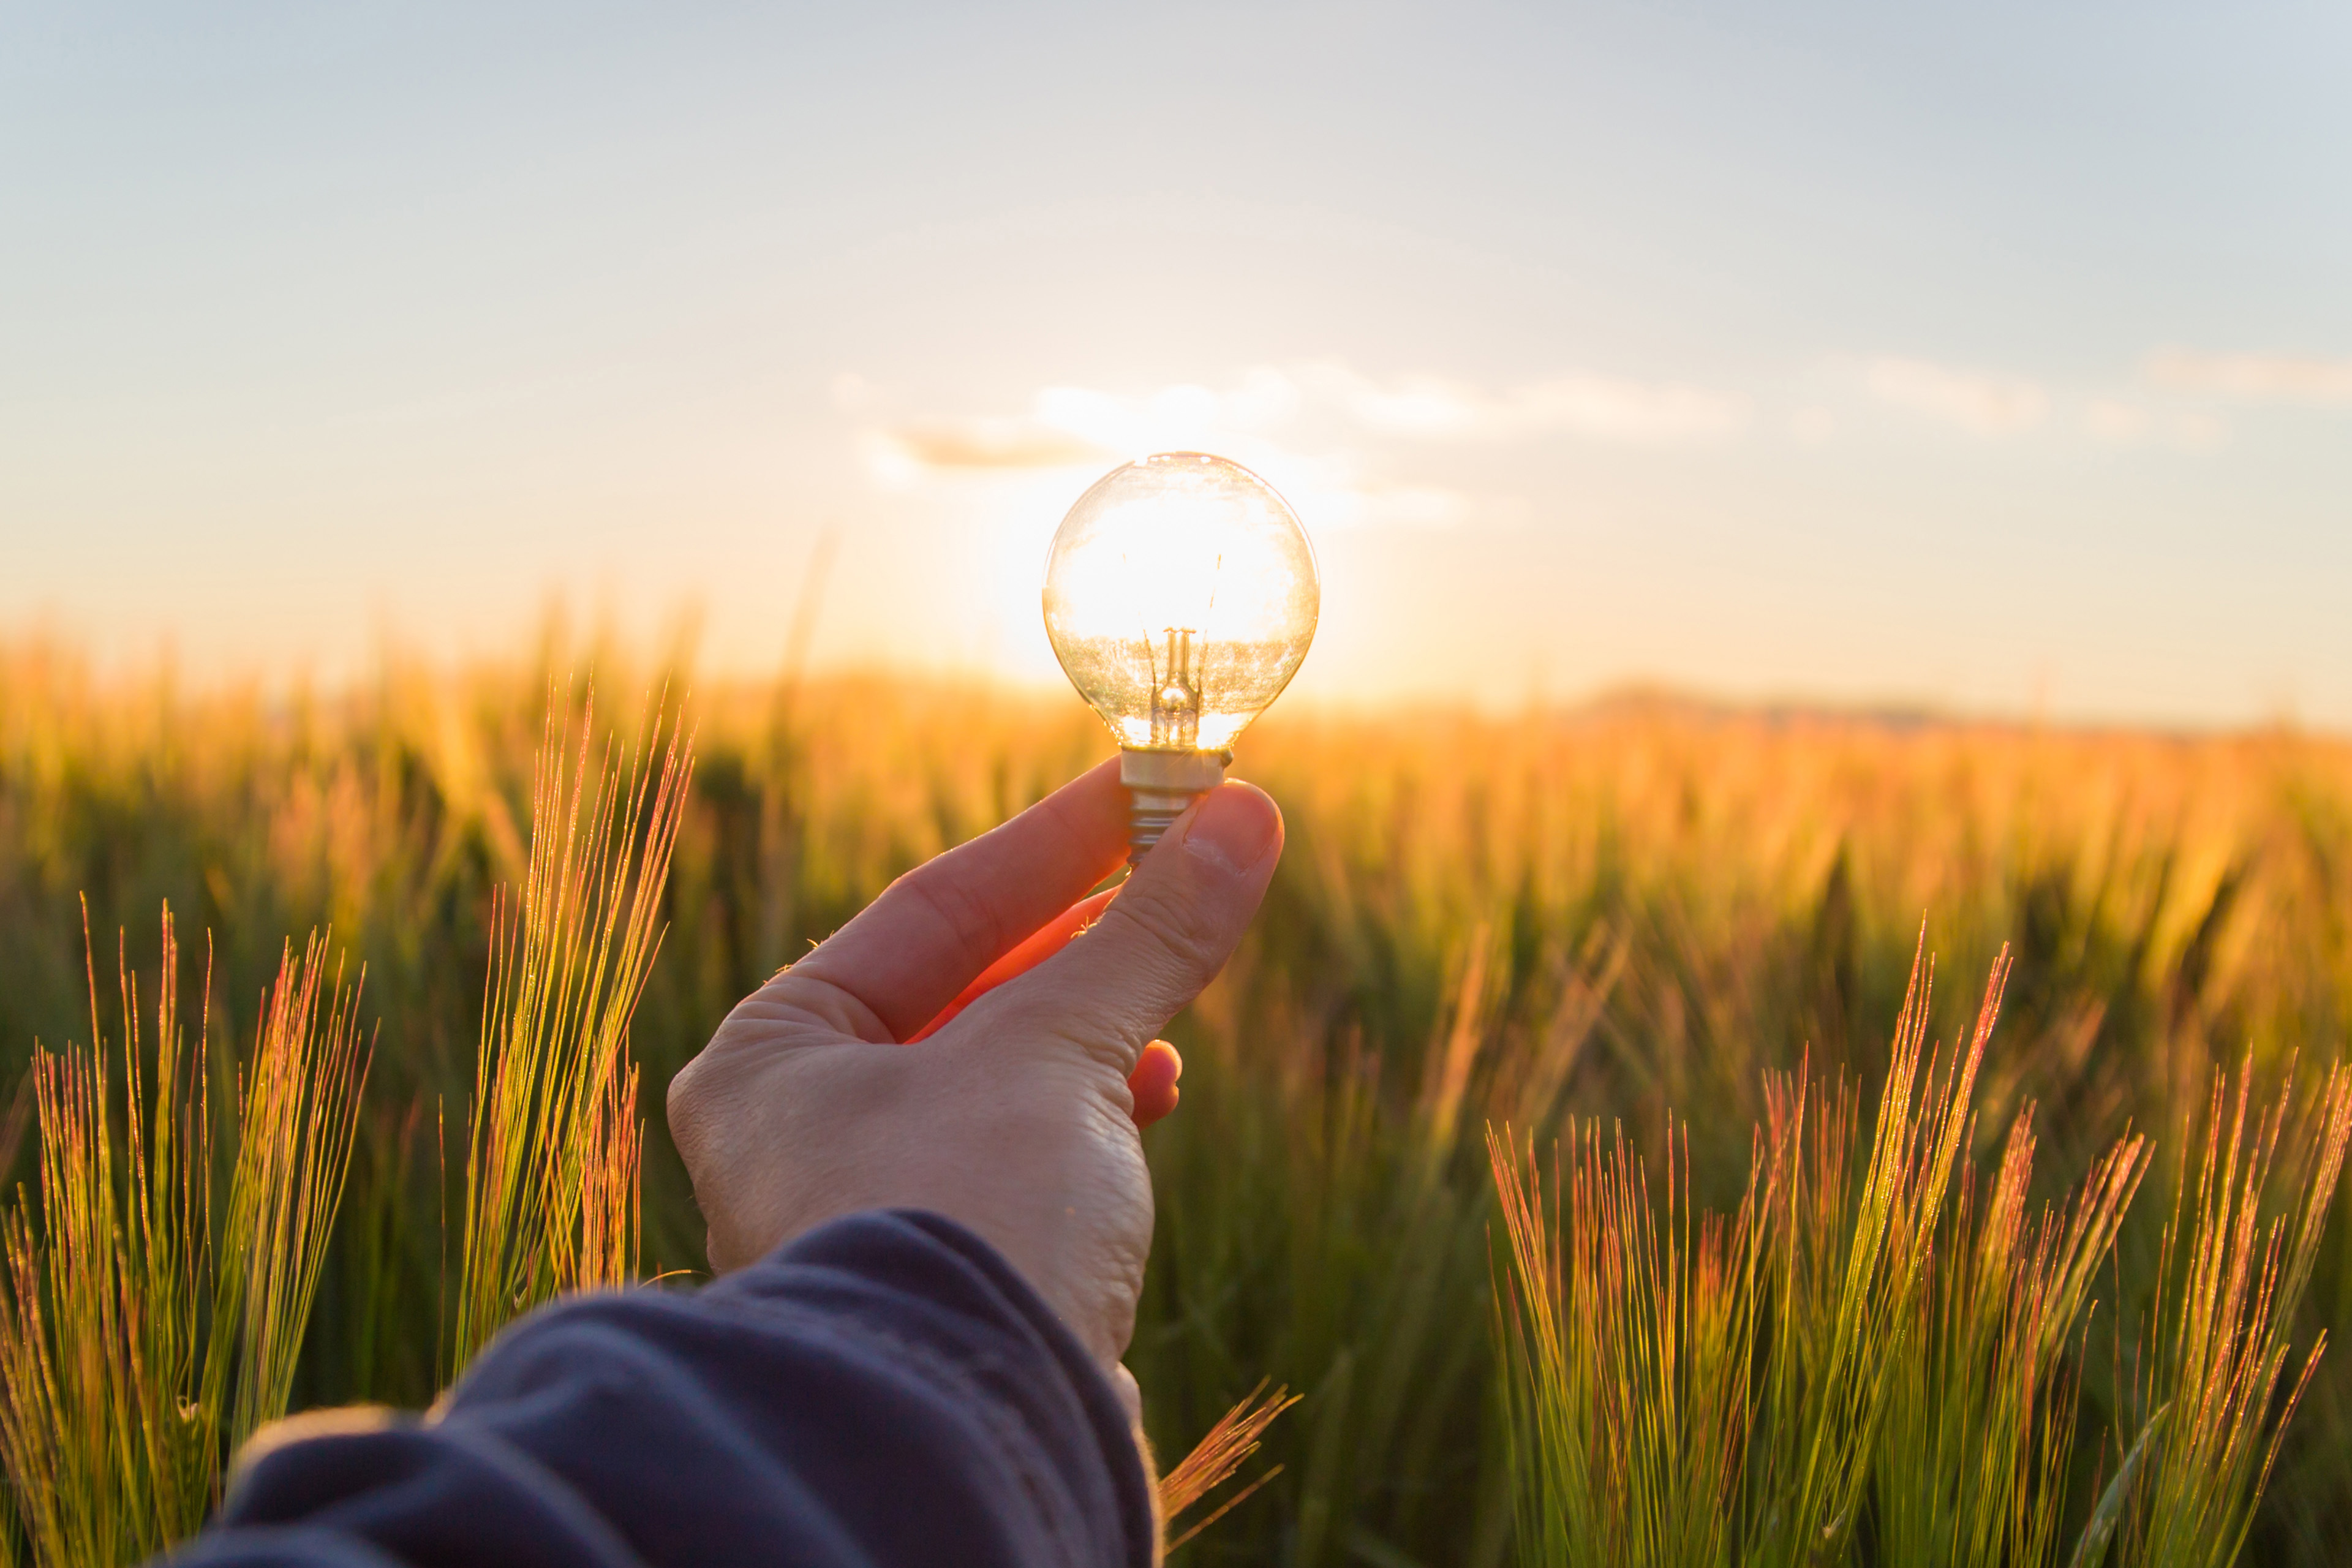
[975,782,1282,1072]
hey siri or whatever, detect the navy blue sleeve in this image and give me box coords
[163,1210,1158,1568]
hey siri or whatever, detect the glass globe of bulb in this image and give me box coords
[1042,451,1319,859]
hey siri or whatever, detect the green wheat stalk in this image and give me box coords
[0,909,370,1567]
[447,685,690,1376]
[1874,1106,2149,1568]
[2116,1058,2352,1568]
[1490,940,2199,1568]
[1747,940,1996,1568]
[1490,1114,1764,1568]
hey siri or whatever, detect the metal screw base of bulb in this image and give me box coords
[1119,748,1230,866]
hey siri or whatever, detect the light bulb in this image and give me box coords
[1042,451,1320,861]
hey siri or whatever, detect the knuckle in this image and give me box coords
[1103,878,1227,980]
[897,861,1005,958]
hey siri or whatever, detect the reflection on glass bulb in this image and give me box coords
[1043,451,1320,754]
[1043,452,1320,861]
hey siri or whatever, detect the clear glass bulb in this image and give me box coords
[1042,451,1320,756]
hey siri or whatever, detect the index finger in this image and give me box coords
[906,886,1120,1043]
[760,756,1131,1041]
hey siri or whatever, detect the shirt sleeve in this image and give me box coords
[162,1210,1159,1568]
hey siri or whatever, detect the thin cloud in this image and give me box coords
[872,421,1112,470]
[865,361,1749,483]
[858,368,1554,528]
[1866,358,2049,434]
[2144,349,2352,404]
[1305,363,1748,443]
[1513,375,1748,442]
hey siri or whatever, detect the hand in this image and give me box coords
[666,758,1283,1396]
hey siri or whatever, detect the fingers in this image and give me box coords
[976,782,1281,1073]
[907,887,1119,1043]
[908,890,1180,1125]
[1129,1041,1182,1126]
[765,758,1131,1041]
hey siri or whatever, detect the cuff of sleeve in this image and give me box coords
[718,1208,1159,1567]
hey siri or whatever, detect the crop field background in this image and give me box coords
[4,635,2351,1566]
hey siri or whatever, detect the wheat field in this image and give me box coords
[2,636,2350,1566]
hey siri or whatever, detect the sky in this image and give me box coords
[4,1,2350,727]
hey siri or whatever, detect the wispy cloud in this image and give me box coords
[1026,373,1298,456]
[1866,358,2049,434]
[2144,349,2352,404]
[869,420,1113,471]
[1302,363,1749,443]
[865,360,1747,473]
[854,361,1746,527]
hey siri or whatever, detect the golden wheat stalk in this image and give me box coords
[1159,1380,1300,1553]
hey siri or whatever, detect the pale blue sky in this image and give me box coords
[5,2,2350,724]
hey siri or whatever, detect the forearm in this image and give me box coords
[166,1211,1157,1568]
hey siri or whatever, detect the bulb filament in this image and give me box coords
[1149,627,1203,748]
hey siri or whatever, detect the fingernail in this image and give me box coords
[1180,785,1280,874]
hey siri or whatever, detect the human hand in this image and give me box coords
[666,758,1283,1395]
